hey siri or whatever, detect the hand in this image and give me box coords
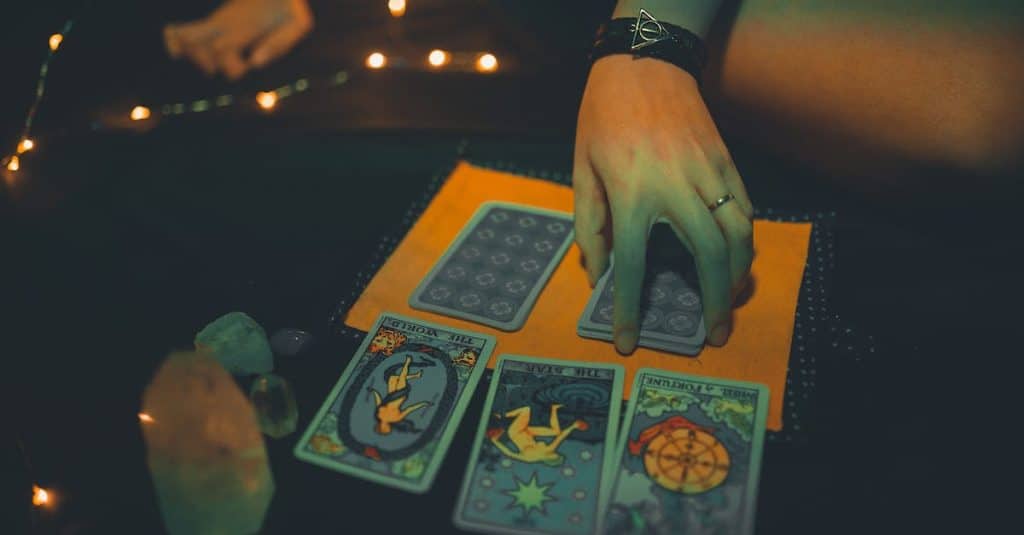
[573,55,754,354]
[164,0,313,80]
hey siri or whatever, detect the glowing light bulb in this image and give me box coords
[130,106,151,121]
[32,485,50,507]
[17,139,34,153]
[138,412,155,424]
[49,34,63,51]
[476,53,498,73]
[428,49,450,68]
[256,91,277,110]
[366,52,387,69]
[388,0,406,17]
[6,156,19,172]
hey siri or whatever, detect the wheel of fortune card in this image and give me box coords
[634,418,731,494]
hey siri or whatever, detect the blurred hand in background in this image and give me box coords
[163,0,313,80]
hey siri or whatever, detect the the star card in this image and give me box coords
[410,202,574,332]
[454,355,624,535]
[293,312,495,493]
[600,369,769,535]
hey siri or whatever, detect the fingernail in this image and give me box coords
[614,328,638,355]
[709,324,730,346]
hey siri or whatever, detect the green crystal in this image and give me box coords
[195,312,273,375]
[250,373,298,438]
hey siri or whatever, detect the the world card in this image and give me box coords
[293,312,495,493]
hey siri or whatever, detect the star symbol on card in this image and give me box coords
[503,472,555,517]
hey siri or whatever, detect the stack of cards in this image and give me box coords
[409,202,574,332]
[293,313,496,493]
[577,257,707,356]
[452,357,769,535]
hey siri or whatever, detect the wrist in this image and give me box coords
[590,10,708,86]
[611,0,724,39]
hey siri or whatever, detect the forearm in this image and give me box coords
[710,0,1024,183]
[612,0,724,38]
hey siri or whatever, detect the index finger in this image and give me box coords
[610,201,652,355]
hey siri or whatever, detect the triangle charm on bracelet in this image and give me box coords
[630,8,671,50]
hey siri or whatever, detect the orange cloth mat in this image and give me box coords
[345,162,811,430]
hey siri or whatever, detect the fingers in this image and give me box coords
[166,20,219,76]
[711,201,754,302]
[187,44,219,77]
[714,155,755,298]
[163,25,183,58]
[662,193,733,347]
[163,5,314,79]
[249,14,313,68]
[572,160,610,286]
[216,50,249,81]
[610,201,652,355]
[719,153,754,219]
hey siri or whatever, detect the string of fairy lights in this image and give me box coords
[12,0,500,523]
[3,0,499,181]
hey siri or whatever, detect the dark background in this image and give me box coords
[2,1,1017,533]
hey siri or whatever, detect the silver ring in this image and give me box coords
[708,193,735,212]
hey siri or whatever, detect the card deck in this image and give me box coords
[600,369,769,535]
[577,224,706,355]
[454,355,624,535]
[410,202,574,331]
[293,312,495,493]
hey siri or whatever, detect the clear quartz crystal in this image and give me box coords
[249,373,299,439]
[269,328,313,357]
[141,351,274,535]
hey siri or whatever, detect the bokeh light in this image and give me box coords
[428,49,450,68]
[17,139,34,153]
[476,53,498,73]
[256,91,278,110]
[366,52,387,69]
[130,106,151,121]
[48,34,63,51]
[388,0,406,17]
[6,155,19,172]
[138,412,155,424]
[32,485,51,507]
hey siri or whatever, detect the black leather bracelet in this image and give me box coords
[590,9,708,86]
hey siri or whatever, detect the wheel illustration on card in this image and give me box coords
[627,416,730,494]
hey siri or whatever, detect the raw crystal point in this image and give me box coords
[141,351,274,535]
[249,373,299,438]
[195,311,273,375]
[269,328,313,357]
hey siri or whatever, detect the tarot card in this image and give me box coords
[454,355,624,535]
[410,202,574,331]
[577,224,706,355]
[600,369,769,535]
[293,312,495,494]
[577,325,702,356]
